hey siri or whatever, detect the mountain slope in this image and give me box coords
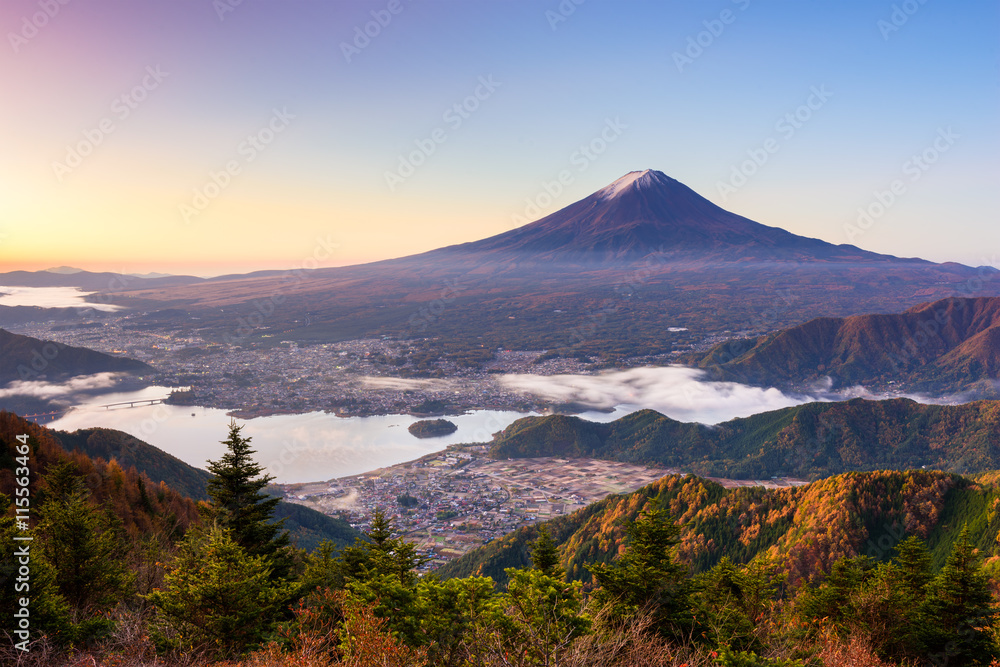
[53,427,213,501]
[689,296,1000,395]
[104,170,998,359]
[489,398,1000,479]
[0,328,152,384]
[0,415,360,550]
[433,170,904,264]
[437,469,995,587]
[50,425,360,549]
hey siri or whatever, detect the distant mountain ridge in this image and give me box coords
[489,398,1000,480]
[16,171,997,364]
[0,269,202,290]
[689,296,1000,395]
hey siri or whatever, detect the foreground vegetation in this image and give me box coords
[4,414,1000,665]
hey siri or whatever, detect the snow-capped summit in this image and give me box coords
[596,169,678,199]
[423,169,889,264]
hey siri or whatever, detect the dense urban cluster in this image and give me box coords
[8,315,696,417]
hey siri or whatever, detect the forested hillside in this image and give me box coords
[54,427,213,500]
[6,409,1000,664]
[491,398,1000,479]
[0,327,152,384]
[50,424,360,550]
[0,412,200,540]
[689,296,1000,396]
[438,469,992,585]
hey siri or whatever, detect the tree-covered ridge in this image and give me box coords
[52,423,360,549]
[490,397,1000,479]
[55,427,213,500]
[0,327,153,384]
[436,469,1000,591]
[688,296,1000,396]
[7,412,1000,664]
[0,411,201,541]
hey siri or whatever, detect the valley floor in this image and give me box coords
[280,448,807,569]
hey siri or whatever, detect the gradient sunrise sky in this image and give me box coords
[1,0,997,276]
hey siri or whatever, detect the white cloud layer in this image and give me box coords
[501,366,812,424]
[0,372,121,402]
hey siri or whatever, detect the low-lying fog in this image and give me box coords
[7,367,965,483]
[0,285,122,311]
[500,366,958,424]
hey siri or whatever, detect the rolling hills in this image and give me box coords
[437,468,998,587]
[688,295,1000,396]
[489,398,1000,480]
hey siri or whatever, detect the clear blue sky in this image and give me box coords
[1,0,997,274]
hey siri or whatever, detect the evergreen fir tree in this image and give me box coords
[335,509,429,646]
[490,566,589,664]
[588,496,692,640]
[892,534,934,594]
[339,507,426,587]
[147,525,293,658]
[35,461,134,617]
[204,420,291,577]
[923,526,999,665]
[530,526,563,579]
[0,493,72,642]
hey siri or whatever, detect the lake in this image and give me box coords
[43,366,848,483]
[48,385,625,483]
